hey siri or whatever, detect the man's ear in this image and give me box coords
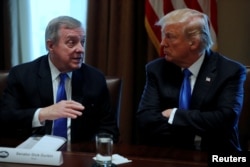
[46,40,54,52]
[189,40,199,50]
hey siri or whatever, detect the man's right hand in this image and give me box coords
[39,100,84,122]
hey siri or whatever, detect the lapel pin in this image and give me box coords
[205,77,211,82]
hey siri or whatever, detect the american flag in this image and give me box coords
[145,0,218,56]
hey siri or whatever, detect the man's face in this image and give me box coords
[161,23,191,66]
[49,26,85,72]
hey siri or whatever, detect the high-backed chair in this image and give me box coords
[239,66,250,150]
[105,77,122,127]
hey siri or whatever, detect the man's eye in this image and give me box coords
[166,34,173,39]
[81,40,85,46]
[67,40,75,47]
[163,33,176,41]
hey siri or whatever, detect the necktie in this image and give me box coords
[179,69,192,110]
[53,73,68,139]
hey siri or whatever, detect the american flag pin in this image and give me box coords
[205,77,211,82]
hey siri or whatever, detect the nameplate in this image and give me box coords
[0,147,63,166]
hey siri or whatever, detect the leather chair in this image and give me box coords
[0,71,122,130]
[105,76,122,126]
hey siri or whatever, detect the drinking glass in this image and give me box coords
[95,133,113,167]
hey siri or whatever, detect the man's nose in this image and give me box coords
[160,39,169,47]
[76,42,84,53]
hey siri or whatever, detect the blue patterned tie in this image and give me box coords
[179,69,192,110]
[53,73,68,139]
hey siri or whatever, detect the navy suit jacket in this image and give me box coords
[137,50,246,151]
[0,55,119,142]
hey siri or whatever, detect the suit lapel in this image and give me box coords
[37,55,54,133]
[37,56,54,105]
[191,51,217,108]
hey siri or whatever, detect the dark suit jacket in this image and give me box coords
[0,55,119,142]
[137,50,246,151]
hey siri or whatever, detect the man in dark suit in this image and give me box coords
[137,9,246,151]
[0,16,119,143]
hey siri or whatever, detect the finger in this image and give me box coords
[65,108,83,116]
[66,102,85,111]
[66,113,79,119]
[60,112,78,119]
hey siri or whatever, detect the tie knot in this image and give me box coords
[59,73,67,82]
[183,69,192,77]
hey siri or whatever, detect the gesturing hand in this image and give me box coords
[39,100,84,122]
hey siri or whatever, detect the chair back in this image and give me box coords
[105,77,122,127]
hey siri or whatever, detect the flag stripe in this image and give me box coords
[145,0,162,54]
[163,0,174,15]
[210,0,218,34]
[184,0,203,12]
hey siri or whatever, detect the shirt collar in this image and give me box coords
[48,55,72,80]
[188,53,205,78]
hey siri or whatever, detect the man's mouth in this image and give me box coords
[73,56,82,60]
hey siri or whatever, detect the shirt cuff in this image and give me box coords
[32,108,45,127]
[168,108,177,124]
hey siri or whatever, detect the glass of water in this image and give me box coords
[95,133,113,167]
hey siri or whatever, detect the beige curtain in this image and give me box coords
[85,0,158,144]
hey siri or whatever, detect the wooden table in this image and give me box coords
[0,138,208,167]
